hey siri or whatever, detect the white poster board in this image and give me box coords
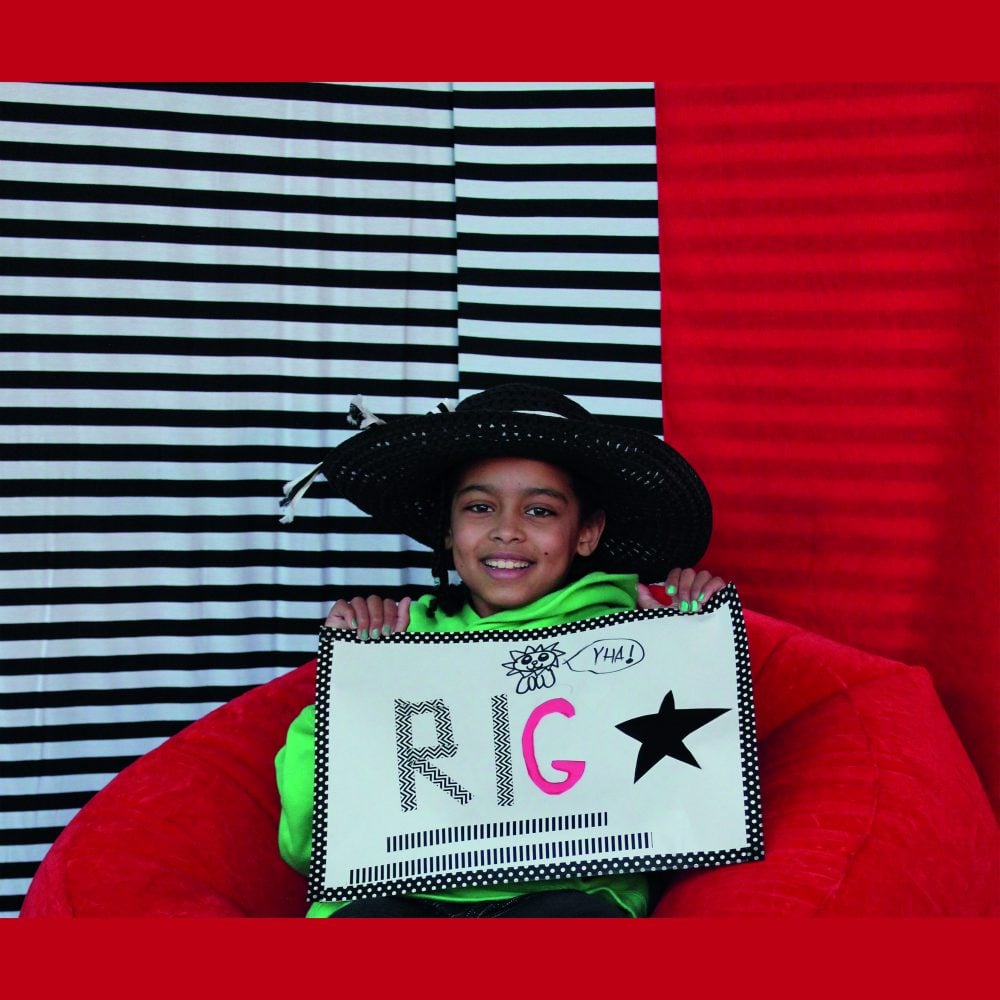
[309,584,762,903]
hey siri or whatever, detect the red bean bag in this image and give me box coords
[20,609,998,917]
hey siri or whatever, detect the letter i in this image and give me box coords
[491,695,515,807]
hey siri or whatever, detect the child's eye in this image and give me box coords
[526,506,555,517]
[464,502,493,514]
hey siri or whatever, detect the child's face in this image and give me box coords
[445,456,605,618]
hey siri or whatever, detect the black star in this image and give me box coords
[616,690,731,782]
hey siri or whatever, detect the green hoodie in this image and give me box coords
[275,570,650,917]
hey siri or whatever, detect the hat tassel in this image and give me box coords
[347,395,386,430]
[278,461,325,524]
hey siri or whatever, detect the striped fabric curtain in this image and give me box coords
[0,82,662,916]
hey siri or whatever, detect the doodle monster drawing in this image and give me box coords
[502,641,566,694]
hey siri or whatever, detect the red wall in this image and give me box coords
[656,83,999,811]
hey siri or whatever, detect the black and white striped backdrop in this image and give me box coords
[0,82,663,916]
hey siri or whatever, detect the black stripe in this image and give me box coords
[0,407,430,430]
[3,719,193,744]
[0,827,66,847]
[0,297,456,326]
[457,196,656,218]
[453,87,653,110]
[0,218,456,256]
[2,756,142,778]
[0,861,42,879]
[1,650,311,676]
[2,443,378,463]
[2,615,327,642]
[85,82,455,110]
[457,233,658,254]
[458,301,660,328]
[459,334,660,364]
[453,125,654,147]
[0,258,458,292]
[0,549,433,571]
[0,180,456,219]
[0,140,454,185]
[0,791,94,813]
[0,100,454,146]
[2,686,253,711]
[0,334,457,365]
[458,267,658,291]
[0,515,392,537]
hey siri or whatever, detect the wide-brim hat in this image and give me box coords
[281,382,712,581]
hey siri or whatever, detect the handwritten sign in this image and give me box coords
[309,584,762,903]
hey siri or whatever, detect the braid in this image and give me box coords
[425,478,467,618]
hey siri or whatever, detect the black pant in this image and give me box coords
[329,888,627,918]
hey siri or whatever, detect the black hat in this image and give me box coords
[281,382,712,581]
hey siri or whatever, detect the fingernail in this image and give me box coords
[680,600,689,612]
[666,585,677,595]
[698,593,706,602]
[691,600,699,612]
[359,629,368,641]
[382,625,392,636]
[350,619,357,629]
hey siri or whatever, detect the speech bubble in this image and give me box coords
[565,637,645,674]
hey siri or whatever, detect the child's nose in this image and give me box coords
[491,511,523,542]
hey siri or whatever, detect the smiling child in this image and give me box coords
[275,382,724,917]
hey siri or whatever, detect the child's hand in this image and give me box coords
[325,595,412,640]
[638,568,726,613]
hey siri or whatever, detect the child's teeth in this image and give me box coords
[487,559,529,569]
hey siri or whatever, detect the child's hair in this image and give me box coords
[426,461,606,617]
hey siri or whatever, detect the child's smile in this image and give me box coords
[446,457,605,618]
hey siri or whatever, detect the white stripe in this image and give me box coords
[1,809,81,829]
[454,107,654,129]
[0,565,429,594]
[456,82,650,92]
[0,316,460,342]
[455,143,656,165]
[0,119,458,165]
[0,632,319,660]
[0,82,455,128]
[0,388,458,412]
[0,159,456,202]
[3,736,178,763]
[0,277,457,310]
[5,353,455,381]
[457,250,659,272]
[458,284,660,310]
[455,179,657,201]
[0,844,50,864]
[0,531,418,555]
[457,214,658,236]
[0,704,233,729]
[0,772,118,797]
[457,319,660,345]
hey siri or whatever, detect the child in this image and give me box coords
[276,382,724,917]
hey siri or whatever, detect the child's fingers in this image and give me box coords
[395,596,412,633]
[662,567,682,602]
[324,599,356,629]
[676,567,698,610]
[692,572,726,607]
[636,583,665,609]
